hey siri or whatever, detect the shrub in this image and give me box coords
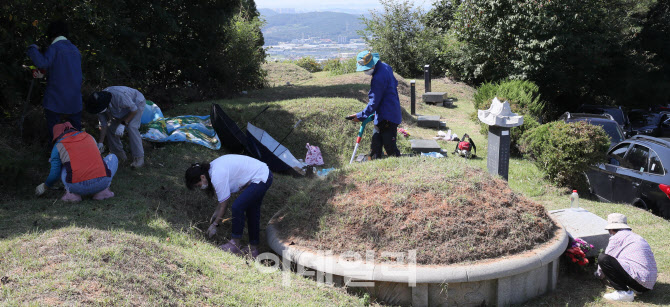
[519,121,610,187]
[296,57,322,73]
[511,116,540,151]
[322,58,356,76]
[474,80,545,154]
[474,80,545,119]
[476,115,539,156]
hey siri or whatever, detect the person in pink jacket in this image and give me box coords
[595,213,657,302]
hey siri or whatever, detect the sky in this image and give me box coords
[254,0,434,12]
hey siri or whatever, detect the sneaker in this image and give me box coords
[603,290,634,302]
[93,188,115,200]
[219,240,243,255]
[240,245,260,258]
[130,156,144,168]
[61,192,82,202]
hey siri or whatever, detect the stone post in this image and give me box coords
[478,98,524,180]
[410,80,416,115]
[423,65,431,93]
[486,126,511,180]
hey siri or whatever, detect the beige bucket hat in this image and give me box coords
[605,213,632,230]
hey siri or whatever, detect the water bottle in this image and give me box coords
[570,190,579,208]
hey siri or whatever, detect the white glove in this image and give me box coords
[32,69,45,79]
[35,183,47,196]
[115,124,126,137]
[97,142,105,153]
[206,223,218,238]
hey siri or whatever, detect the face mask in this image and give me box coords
[200,183,208,190]
[364,68,375,76]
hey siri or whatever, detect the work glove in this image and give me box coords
[97,142,105,153]
[206,223,218,238]
[32,69,45,79]
[35,183,47,196]
[115,124,125,137]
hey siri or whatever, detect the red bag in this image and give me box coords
[458,141,471,151]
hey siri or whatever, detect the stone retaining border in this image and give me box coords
[267,214,568,306]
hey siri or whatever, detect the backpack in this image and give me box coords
[453,134,477,158]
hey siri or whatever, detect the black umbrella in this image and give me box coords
[245,122,306,176]
[210,104,268,154]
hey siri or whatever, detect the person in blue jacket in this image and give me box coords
[348,51,402,159]
[26,20,83,142]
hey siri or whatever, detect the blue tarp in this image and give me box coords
[140,101,220,150]
[141,100,164,124]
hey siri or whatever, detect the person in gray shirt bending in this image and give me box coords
[86,86,146,168]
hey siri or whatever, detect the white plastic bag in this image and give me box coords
[434,129,458,141]
[305,143,324,166]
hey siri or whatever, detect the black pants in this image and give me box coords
[45,109,82,141]
[370,120,400,159]
[598,253,650,292]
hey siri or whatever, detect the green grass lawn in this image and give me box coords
[1,65,669,305]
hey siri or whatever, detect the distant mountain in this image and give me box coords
[258,8,279,17]
[261,11,365,45]
[259,7,371,15]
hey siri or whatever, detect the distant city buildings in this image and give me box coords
[266,38,368,62]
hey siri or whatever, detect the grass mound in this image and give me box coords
[262,62,313,87]
[274,158,557,265]
[1,228,213,305]
[0,227,364,306]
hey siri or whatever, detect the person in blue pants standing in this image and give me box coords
[185,155,273,258]
[26,20,83,142]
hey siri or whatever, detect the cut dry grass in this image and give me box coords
[274,158,557,265]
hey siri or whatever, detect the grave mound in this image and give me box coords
[273,158,557,265]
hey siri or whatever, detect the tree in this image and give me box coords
[0,0,266,138]
[425,0,463,33]
[633,0,670,105]
[358,0,443,77]
[449,0,653,115]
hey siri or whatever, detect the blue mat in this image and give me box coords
[141,115,221,150]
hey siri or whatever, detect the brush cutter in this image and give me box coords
[18,65,45,140]
[347,114,375,164]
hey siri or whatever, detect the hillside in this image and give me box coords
[1,63,669,305]
[261,11,365,45]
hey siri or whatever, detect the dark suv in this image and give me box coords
[628,109,670,137]
[576,105,629,130]
[559,112,625,148]
[585,135,670,219]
